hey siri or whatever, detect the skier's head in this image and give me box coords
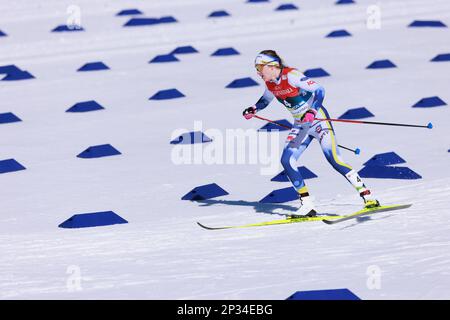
[254,50,285,81]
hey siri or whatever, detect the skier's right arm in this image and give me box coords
[243,89,274,120]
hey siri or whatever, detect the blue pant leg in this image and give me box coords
[280,134,313,193]
[315,109,353,176]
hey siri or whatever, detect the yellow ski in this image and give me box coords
[197,214,345,230]
[322,204,412,225]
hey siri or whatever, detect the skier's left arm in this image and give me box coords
[287,70,325,111]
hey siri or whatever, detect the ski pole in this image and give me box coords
[253,115,360,155]
[314,117,433,129]
[254,115,291,130]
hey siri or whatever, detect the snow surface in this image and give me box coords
[0,0,449,299]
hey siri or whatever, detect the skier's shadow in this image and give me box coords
[339,214,395,230]
[195,199,340,217]
[195,199,297,217]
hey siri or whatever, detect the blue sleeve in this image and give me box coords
[255,88,275,111]
[311,87,325,111]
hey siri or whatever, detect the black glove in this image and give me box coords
[243,106,257,119]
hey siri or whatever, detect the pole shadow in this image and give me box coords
[194,199,297,217]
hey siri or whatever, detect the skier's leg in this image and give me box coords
[280,135,313,196]
[280,124,316,216]
[314,108,379,207]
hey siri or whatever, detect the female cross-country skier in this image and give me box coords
[243,50,380,217]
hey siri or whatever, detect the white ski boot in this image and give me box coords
[345,170,380,209]
[289,195,317,218]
